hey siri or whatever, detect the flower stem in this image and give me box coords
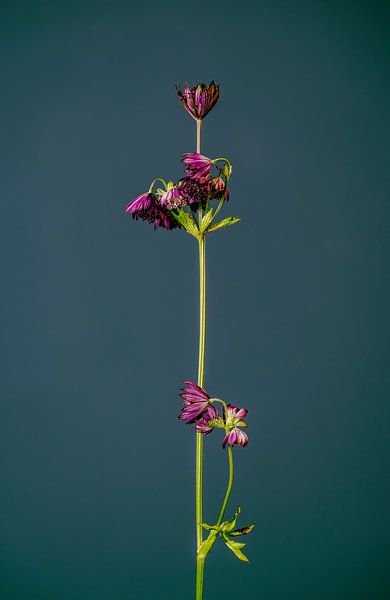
[196,117,206,600]
[196,558,205,600]
[196,119,202,154]
[216,445,234,526]
[196,235,206,548]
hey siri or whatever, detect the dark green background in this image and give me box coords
[1,1,389,598]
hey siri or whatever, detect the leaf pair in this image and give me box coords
[200,506,255,563]
[172,208,240,239]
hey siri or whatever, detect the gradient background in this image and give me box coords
[1,1,389,598]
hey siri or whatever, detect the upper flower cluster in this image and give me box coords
[125,82,234,233]
[178,381,249,448]
[125,152,231,231]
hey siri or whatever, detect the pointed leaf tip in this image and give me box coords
[207,216,241,233]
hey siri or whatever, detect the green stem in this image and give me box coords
[196,235,206,552]
[196,558,205,600]
[197,119,202,154]
[216,445,234,526]
[197,119,203,224]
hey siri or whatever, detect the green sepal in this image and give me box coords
[199,208,214,233]
[230,523,255,537]
[221,506,241,533]
[172,209,200,238]
[222,533,250,563]
[201,523,214,531]
[207,216,241,233]
[222,164,232,179]
[197,530,218,561]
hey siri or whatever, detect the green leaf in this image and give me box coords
[172,209,200,238]
[201,523,215,531]
[222,506,241,533]
[207,216,241,233]
[197,530,218,561]
[230,523,255,537]
[200,208,214,233]
[222,533,250,563]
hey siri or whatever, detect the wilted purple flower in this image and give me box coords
[223,427,249,448]
[178,380,211,423]
[160,187,187,210]
[222,405,249,448]
[179,177,210,210]
[153,209,181,231]
[176,82,220,121]
[182,153,213,179]
[125,192,158,223]
[195,405,223,435]
[211,176,230,201]
[125,192,180,231]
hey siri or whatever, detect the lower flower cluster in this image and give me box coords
[178,380,248,448]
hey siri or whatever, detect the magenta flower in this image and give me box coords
[125,192,158,223]
[222,405,249,448]
[176,81,220,121]
[178,380,211,423]
[195,405,223,435]
[182,153,213,179]
[125,192,180,231]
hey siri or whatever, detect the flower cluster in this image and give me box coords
[178,381,249,448]
[125,82,231,232]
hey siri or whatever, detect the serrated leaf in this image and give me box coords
[197,530,218,561]
[230,523,255,537]
[222,533,250,563]
[172,210,200,238]
[207,216,241,233]
[222,506,241,533]
[200,208,214,232]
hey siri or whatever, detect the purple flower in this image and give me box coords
[153,210,180,231]
[176,81,220,121]
[222,405,249,448]
[160,187,187,210]
[125,192,158,223]
[182,153,213,179]
[125,192,181,231]
[178,380,211,423]
[223,428,249,448]
[179,177,210,210]
[195,405,223,435]
[211,176,230,201]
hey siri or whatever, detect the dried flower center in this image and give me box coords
[181,179,209,205]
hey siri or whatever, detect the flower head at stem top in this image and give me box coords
[176,81,220,121]
[178,380,211,423]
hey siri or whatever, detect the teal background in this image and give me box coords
[1,1,389,598]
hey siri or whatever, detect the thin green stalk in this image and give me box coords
[196,235,206,551]
[196,119,202,154]
[216,446,234,526]
[196,558,205,600]
[195,116,206,600]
